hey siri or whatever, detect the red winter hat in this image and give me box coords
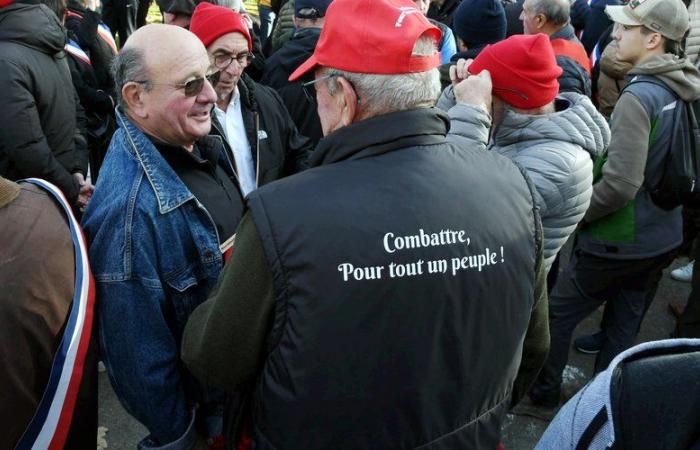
[289,0,441,81]
[469,34,562,109]
[0,0,13,7]
[190,2,252,51]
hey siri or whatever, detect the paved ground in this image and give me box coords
[98,242,692,449]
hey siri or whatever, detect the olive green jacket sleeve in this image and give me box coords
[510,218,550,408]
[181,212,276,393]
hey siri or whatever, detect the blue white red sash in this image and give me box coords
[65,39,92,66]
[14,178,96,450]
[97,23,119,55]
[66,10,118,56]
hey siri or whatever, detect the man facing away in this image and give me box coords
[529,0,700,411]
[181,0,549,448]
[438,34,610,275]
[82,24,240,449]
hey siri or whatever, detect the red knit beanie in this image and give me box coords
[0,0,14,7]
[190,2,252,51]
[469,34,562,109]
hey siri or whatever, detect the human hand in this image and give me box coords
[449,58,473,86]
[452,60,493,116]
[73,172,95,209]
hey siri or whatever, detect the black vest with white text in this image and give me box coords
[246,108,540,449]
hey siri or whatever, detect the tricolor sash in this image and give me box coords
[14,178,96,450]
[65,39,92,66]
[97,23,118,55]
[66,10,118,55]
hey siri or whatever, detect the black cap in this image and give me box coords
[294,0,332,19]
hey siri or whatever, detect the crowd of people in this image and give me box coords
[2,0,700,447]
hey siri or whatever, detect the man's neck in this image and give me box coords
[216,87,237,111]
[633,49,666,68]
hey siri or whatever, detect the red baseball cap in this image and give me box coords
[289,0,442,81]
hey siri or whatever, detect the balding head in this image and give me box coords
[112,24,217,150]
[123,24,208,76]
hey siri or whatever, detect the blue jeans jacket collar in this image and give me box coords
[116,108,194,215]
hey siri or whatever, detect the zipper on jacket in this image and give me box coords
[212,119,244,191]
[255,112,260,189]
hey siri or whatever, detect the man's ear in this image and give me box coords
[292,15,298,28]
[336,76,360,126]
[534,13,547,30]
[122,82,148,119]
[645,32,664,51]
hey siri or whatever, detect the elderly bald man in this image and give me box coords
[82,24,236,450]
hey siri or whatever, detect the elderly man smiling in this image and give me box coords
[82,24,238,449]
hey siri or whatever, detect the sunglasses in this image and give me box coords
[133,73,218,97]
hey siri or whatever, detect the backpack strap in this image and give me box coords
[621,74,678,100]
[575,407,609,450]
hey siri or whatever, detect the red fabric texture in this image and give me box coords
[190,2,252,51]
[289,0,442,81]
[469,33,563,109]
[550,38,592,75]
[0,0,14,7]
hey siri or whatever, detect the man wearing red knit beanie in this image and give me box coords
[438,33,610,286]
[189,2,311,200]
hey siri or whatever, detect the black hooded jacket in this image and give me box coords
[260,27,323,145]
[0,0,84,204]
[210,73,312,193]
[427,0,462,27]
[551,25,592,97]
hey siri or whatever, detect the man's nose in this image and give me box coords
[198,78,218,103]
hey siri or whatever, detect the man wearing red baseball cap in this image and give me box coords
[189,2,311,201]
[183,0,547,448]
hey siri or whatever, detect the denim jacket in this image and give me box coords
[82,110,226,449]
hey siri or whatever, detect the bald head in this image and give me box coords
[123,24,208,75]
[112,23,217,149]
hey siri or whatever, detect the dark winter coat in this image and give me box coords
[580,0,620,55]
[260,27,322,145]
[427,0,462,27]
[0,0,85,204]
[210,73,312,191]
[551,25,593,97]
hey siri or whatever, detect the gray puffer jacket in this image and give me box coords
[439,90,610,271]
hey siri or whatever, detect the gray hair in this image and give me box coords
[111,47,151,110]
[324,35,441,117]
[206,0,243,11]
[529,0,570,26]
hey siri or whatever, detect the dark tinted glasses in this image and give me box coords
[134,74,216,97]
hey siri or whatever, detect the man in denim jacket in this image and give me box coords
[83,24,242,450]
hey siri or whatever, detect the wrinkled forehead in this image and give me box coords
[206,32,250,55]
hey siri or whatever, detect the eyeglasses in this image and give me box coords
[296,7,322,19]
[213,51,255,70]
[133,73,218,97]
[301,73,362,105]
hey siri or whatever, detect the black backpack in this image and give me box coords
[623,77,700,210]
